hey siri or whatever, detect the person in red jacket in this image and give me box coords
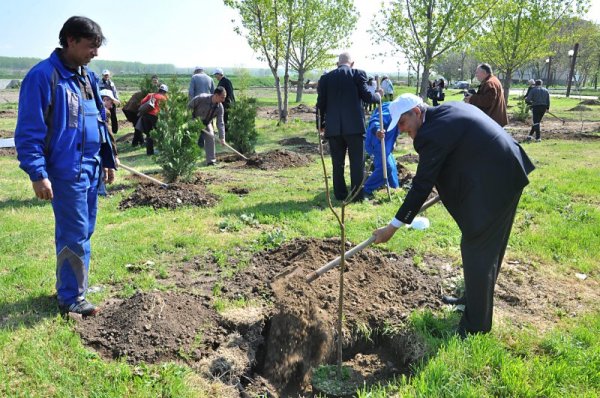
[136,84,168,155]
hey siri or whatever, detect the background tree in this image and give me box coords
[289,0,358,102]
[225,0,297,124]
[370,0,495,99]
[475,0,590,99]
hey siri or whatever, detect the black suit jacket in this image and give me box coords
[316,64,380,137]
[218,76,235,106]
[395,102,535,238]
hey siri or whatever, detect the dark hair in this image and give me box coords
[59,16,105,48]
[214,87,226,95]
[477,63,492,75]
[535,79,543,86]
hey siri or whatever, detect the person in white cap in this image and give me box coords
[316,52,383,202]
[213,68,235,131]
[98,69,120,133]
[372,94,535,338]
[189,66,214,99]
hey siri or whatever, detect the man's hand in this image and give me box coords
[376,129,385,141]
[220,138,225,145]
[372,224,398,244]
[103,168,115,184]
[376,88,384,96]
[463,95,471,103]
[32,179,53,200]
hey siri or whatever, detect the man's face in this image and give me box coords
[103,74,110,80]
[215,92,227,103]
[102,97,113,109]
[65,37,99,66]
[475,67,488,82]
[396,108,422,139]
[214,74,223,81]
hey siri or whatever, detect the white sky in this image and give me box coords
[0,0,598,75]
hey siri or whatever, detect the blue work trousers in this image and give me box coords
[50,157,101,307]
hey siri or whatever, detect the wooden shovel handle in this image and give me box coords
[119,163,168,187]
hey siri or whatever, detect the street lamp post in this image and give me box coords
[566,43,579,98]
[545,57,551,87]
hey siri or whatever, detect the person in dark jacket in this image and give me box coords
[213,68,235,131]
[373,94,535,337]
[15,16,117,317]
[525,79,550,142]
[316,52,382,202]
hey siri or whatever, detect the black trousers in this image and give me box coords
[529,105,547,139]
[328,134,365,201]
[110,104,119,134]
[458,189,522,336]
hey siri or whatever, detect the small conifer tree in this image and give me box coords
[227,97,258,154]
[151,78,201,182]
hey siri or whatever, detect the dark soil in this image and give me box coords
[72,237,599,397]
[278,136,330,155]
[0,147,16,157]
[397,153,419,164]
[0,129,13,138]
[396,162,414,186]
[579,99,600,106]
[245,149,312,170]
[507,120,600,141]
[119,182,218,210]
[569,105,593,112]
[228,187,250,195]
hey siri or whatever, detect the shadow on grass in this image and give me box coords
[220,191,333,219]
[0,293,60,330]
[0,197,49,210]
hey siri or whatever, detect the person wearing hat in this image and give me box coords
[372,94,535,337]
[136,84,168,155]
[524,78,535,99]
[316,52,383,202]
[213,68,235,131]
[98,69,120,134]
[189,66,215,100]
[99,89,121,196]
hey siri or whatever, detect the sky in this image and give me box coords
[1,0,598,75]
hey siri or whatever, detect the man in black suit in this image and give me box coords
[373,94,535,337]
[317,52,382,201]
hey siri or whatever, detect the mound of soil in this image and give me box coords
[397,153,419,164]
[245,149,312,170]
[507,120,600,140]
[579,99,600,106]
[228,187,250,195]
[569,105,593,112]
[115,132,134,143]
[396,163,414,186]
[119,182,218,210]
[289,104,315,115]
[0,130,13,138]
[77,291,224,363]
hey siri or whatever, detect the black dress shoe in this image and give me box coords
[442,295,466,305]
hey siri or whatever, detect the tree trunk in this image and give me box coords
[295,69,305,103]
[415,61,421,95]
[502,68,513,102]
[274,74,284,125]
[420,68,431,99]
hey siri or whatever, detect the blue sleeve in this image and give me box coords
[15,68,52,181]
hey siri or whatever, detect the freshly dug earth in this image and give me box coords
[0,147,16,157]
[245,149,312,170]
[73,238,599,397]
[278,136,330,155]
[0,129,13,138]
[507,119,600,140]
[119,182,218,210]
[579,99,600,106]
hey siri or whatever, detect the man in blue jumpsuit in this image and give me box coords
[15,16,117,317]
[364,102,400,196]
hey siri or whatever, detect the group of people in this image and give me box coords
[317,52,535,337]
[15,16,540,340]
[363,75,395,113]
[426,78,446,106]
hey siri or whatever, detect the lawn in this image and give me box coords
[1,88,599,397]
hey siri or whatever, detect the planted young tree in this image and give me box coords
[312,112,371,391]
[289,0,358,102]
[151,79,202,183]
[370,0,496,99]
[226,97,259,154]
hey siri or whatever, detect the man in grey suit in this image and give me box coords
[373,94,535,337]
[317,52,382,202]
[189,66,215,99]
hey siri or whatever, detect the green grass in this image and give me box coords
[1,92,599,396]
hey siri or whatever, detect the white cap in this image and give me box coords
[102,69,110,76]
[99,89,120,105]
[213,68,224,75]
[159,84,169,92]
[387,93,423,132]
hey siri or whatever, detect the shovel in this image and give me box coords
[201,128,249,160]
[376,76,391,200]
[119,163,169,188]
[276,194,441,284]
